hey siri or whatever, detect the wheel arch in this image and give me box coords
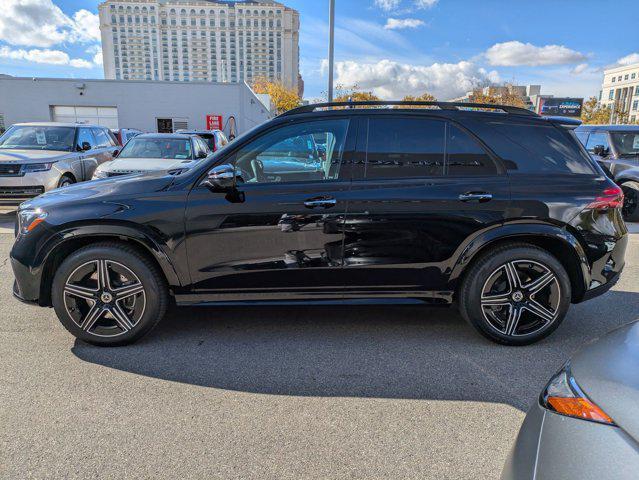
[450,223,590,304]
[37,228,182,307]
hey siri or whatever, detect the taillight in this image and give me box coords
[586,185,624,210]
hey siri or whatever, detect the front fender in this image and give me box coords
[448,221,590,297]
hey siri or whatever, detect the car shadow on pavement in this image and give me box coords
[72,290,639,411]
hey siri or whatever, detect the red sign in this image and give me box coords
[206,115,223,131]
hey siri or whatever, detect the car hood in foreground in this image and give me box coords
[0,149,75,163]
[21,171,176,211]
[571,321,639,441]
[99,157,200,174]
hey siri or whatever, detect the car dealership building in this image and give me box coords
[0,76,273,136]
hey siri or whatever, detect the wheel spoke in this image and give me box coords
[505,305,522,336]
[64,284,98,301]
[504,262,521,290]
[97,259,111,291]
[524,300,557,323]
[481,293,512,306]
[82,304,104,332]
[114,282,144,301]
[110,304,134,331]
[525,271,555,295]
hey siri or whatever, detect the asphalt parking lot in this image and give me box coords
[1,210,638,480]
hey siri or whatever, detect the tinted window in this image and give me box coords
[77,128,95,150]
[610,132,639,156]
[235,119,349,184]
[482,122,597,175]
[585,132,610,152]
[446,124,496,176]
[92,128,111,148]
[366,117,444,179]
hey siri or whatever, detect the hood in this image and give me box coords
[21,170,175,211]
[570,321,639,442]
[0,149,73,163]
[98,157,200,174]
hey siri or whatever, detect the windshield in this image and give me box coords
[610,132,639,156]
[117,138,193,160]
[0,125,75,151]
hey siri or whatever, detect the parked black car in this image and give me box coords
[11,101,628,347]
[575,124,639,221]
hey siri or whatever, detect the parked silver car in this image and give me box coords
[0,123,119,205]
[502,321,639,479]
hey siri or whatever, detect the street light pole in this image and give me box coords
[328,0,335,102]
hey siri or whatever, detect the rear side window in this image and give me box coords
[447,124,497,176]
[585,132,610,152]
[483,122,597,175]
[366,117,444,178]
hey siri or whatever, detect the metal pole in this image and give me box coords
[328,0,335,102]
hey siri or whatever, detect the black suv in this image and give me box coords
[10,101,628,347]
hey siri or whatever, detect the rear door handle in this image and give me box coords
[459,192,493,203]
[304,197,337,209]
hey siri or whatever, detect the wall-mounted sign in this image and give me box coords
[206,115,223,131]
[538,98,584,117]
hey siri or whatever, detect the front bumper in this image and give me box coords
[501,403,639,479]
[0,170,61,205]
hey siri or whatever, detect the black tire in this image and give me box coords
[57,174,75,188]
[51,242,168,347]
[459,243,571,346]
[621,181,639,222]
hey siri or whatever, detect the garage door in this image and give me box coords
[52,106,119,129]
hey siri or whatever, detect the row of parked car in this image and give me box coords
[0,122,229,206]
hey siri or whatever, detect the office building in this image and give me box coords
[601,62,639,124]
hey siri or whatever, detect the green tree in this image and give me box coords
[581,97,612,124]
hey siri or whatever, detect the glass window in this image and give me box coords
[235,119,350,184]
[92,128,112,148]
[585,132,610,152]
[365,117,444,179]
[446,124,496,176]
[609,90,614,100]
[0,125,75,151]
[610,132,639,157]
[118,137,193,160]
[76,128,96,150]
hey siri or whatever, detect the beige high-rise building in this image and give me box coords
[98,0,301,94]
[601,62,639,124]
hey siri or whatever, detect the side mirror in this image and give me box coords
[593,145,608,157]
[202,164,236,192]
[112,149,120,157]
[81,142,92,151]
[196,151,208,159]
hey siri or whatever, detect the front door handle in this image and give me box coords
[459,192,493,203]
[304,197,337,209]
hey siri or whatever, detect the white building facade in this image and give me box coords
[98,0,301,94]
[601,62,639,124]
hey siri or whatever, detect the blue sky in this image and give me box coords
[1,0,638,100]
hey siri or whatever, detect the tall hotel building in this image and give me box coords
[98,0,302,95]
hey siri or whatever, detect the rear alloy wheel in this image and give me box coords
[52,243,168,346]
[621,181,639,222]
[460,244,571,346]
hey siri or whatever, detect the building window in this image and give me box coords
[624,75,629,80]
[609,90,614,100]
[635,86,639,96]
[633,100,638,111]
[612,77,616,82]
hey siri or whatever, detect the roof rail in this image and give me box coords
[280,101,539,117]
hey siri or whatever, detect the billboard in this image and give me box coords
[537,97,583,117]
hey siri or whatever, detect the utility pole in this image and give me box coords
[328,0,335,102]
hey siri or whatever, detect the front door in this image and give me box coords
[341,115,511,303]
[183,117,356,302]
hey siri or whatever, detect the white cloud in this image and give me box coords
[415,0,438,8]
[0,0,100,47]
[570,63,588,75]
[616,53,639,66]
[0,45,97,68]
[384,18,425,30]
[485,41,586,67]
[86,45,103,65]
[331,59,500,100]
[374,0,401,11]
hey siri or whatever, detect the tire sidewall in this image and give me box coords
[621,181,639,222]
[52,245,164,346]
[462,246,571,346]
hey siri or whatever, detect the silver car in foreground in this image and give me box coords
[502,321,639,479]
[0,123,119,206]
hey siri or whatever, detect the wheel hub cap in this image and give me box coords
[511,291,524,302]
[100,292,113,304]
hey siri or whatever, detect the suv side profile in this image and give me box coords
[10,102,627,347]
[574,124,639,221]
[0,123,119,205]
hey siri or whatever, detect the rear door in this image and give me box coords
[75,127,98,181]
[341,114,510,301]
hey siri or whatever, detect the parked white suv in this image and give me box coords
[0,123,119,206]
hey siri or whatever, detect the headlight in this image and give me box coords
[17,208,48,235]
[93,169,108,179]
[540,364,615,426]
[23,162,56,173]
